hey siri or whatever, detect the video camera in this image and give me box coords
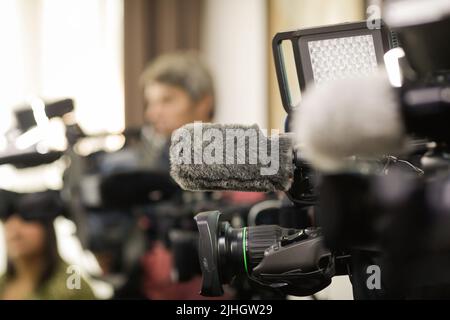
[0,99,74,169]
[189,0,450,299]
[0,99,77,222]
[191,20,395,298]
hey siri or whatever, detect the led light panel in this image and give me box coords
[307,35,378,84]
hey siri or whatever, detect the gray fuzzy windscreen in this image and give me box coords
[170,123,293,192]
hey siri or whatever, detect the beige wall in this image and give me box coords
[268,0,366,129]
[202,0,268,128]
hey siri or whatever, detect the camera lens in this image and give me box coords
[195,211,297,296]
[218,222,293,282]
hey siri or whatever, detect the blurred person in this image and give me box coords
[105,52,225,300]
[97,52,262,299]
[0,190,95,300]
[137,51,215,172]
[136,52,219,299]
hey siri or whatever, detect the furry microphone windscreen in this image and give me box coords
[293,71,407,173]
[170,123,294,192]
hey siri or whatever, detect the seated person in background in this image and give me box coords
[0,190,95,300]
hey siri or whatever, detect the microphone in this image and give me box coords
[170,123,294,192]
[293,71,450,172]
